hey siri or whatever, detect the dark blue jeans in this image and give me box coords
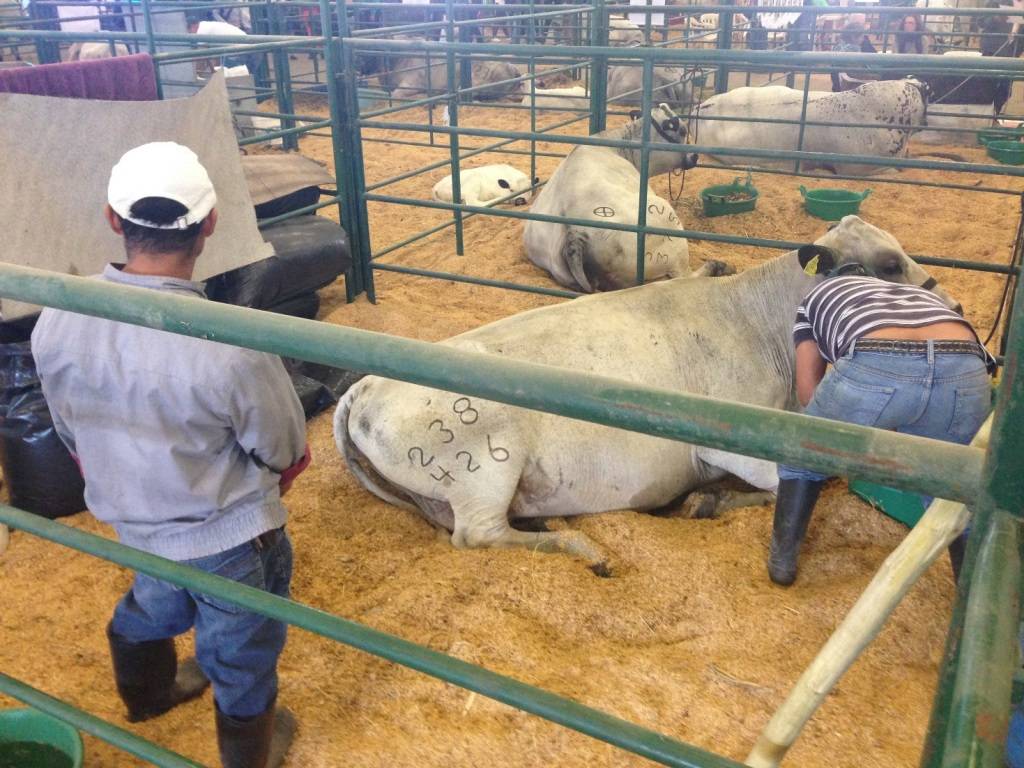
[109,528,292,718]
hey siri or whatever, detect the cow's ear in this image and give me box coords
[797,244,837,275]
[497,179,511,189]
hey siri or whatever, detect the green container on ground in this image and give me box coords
[799,186,871,221]
[986,139,1024,165]
[701,174,759,217]
[849,479,926,528]
[977,127,1024,145]
[0,708,83,768]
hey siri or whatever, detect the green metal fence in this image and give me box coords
[1,4,1024,766]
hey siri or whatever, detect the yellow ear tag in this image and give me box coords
[803,255,819,276]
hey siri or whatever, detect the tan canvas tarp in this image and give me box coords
[0,72,273,320]
[240,154,336,205]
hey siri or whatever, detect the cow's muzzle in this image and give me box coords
[514,197,528,206]
[682,153,699,170]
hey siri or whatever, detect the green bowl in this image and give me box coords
[701,180,759,217]
[978,127,1024,145]
[0,708,83,768]
[799,185,871,221]
[986,139,1024,165]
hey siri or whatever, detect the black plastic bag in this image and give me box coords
[0,339,85,519]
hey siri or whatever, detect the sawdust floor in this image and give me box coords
[3,94,1020,768]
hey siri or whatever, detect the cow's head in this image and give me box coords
[630,103,698,176]
[496,174,538,206]
[798,215,962,313]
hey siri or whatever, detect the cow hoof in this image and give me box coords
[705,260,735,278]
[680,492,720,519]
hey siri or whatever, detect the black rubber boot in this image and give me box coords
[948,533,967,584]
[767,478,825,586]
[216,701,297,768]
[107,624,210,723]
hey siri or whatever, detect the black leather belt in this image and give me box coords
[853,338,988,360]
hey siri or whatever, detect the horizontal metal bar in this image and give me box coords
[702,159,1024,199]
[371,262,579,298]
[256,197,340,229]
[365,113,584,192]
[343,37,1024,74]
[364,191,1020,275]
[360,120,1024,178]
[0,673,206,768]
[0,263,984,501]
[0,504,742,768]
[237,118,332,146]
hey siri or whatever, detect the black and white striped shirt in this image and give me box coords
[794,276,976,363]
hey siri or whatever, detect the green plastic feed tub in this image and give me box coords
[0,708,83,768]
[978,127,1024,145]
[799,186,871,221]
[986,139,1024,165]
[701,176,759,217]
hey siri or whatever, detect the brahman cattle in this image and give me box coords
[335,217,960,570]
[692,79,928,175]
[524,103,710,292]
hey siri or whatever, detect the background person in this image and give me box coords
[895,13,925,53]
[767,248,993,587]
[31,141,309,768]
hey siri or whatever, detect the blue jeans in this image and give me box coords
[109,528,292,718]
[779,345,990,484]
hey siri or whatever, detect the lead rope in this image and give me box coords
[670,71,703,204]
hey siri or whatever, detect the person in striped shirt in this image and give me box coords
[768,246,993,587]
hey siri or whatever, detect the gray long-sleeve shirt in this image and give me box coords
[31,265,306,561]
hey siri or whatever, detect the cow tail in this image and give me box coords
[334,383,418,512]
[562,227,595,293]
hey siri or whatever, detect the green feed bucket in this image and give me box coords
[849,480,926,528]
[701,174,759,217]
[799,186,871,221]
[357,87,387,112]
[986,139,1024,165]
[0,708,83,768]
[977,127,1024,145]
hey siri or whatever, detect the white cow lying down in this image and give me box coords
[432,164,537,207]
[524,103,711,292]
[522,86,589,111]
[693,79,928,176]
[335,216,960,569]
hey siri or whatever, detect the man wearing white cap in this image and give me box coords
[31,142,307,768]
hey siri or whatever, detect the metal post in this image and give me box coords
[794,67,812,174]
[634,58,654,287]
[335,0,375,301]
[271,4,298,151]
[445,6,465,257]
[939,507,1020,768]
[588,0,608,135]
[140,0,162,99]
[715,0,733,94]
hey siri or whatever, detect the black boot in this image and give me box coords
[948,533,967,584]
[767,478,825,586]
[107,624,210,723]
[216,701,297,768]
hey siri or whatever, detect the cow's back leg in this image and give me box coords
[451,493,609,569]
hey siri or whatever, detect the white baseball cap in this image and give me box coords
[107,142,217,230]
